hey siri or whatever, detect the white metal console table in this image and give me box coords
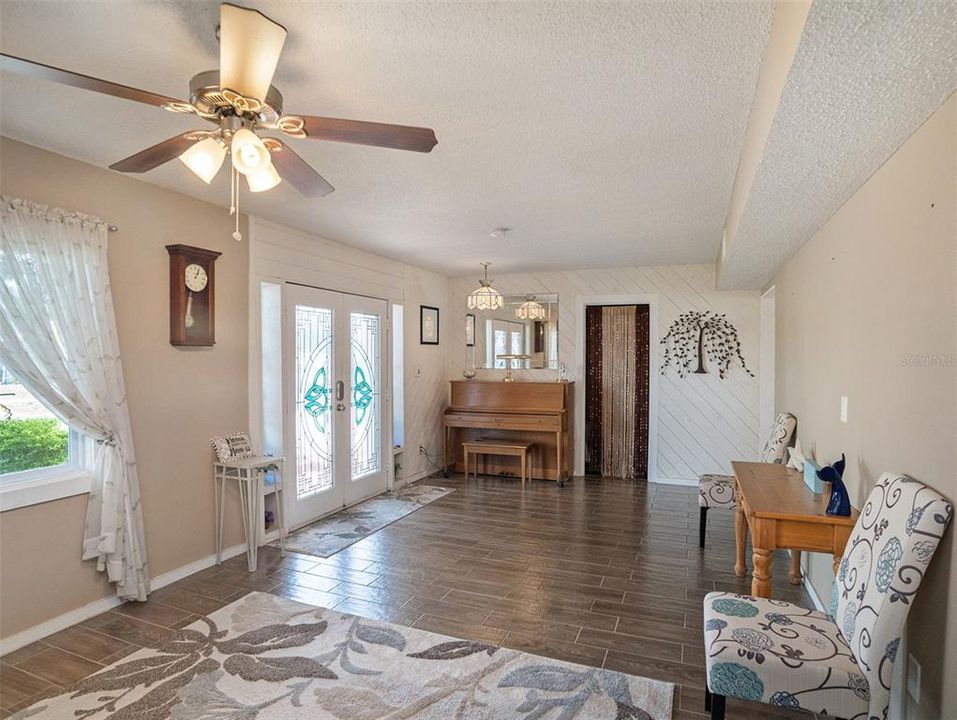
[213,455,286,572]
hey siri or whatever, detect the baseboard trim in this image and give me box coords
[651,477,698,487]
[0,542,247,656]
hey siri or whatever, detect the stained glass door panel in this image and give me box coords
[284,285,345,528]
[341,295,388,506]
[294,305,334,499]
[350,312,380,480]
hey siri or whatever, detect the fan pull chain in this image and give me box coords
[230,165,242,242]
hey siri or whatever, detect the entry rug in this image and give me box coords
[15,592,674,720]
[280,483,453,558]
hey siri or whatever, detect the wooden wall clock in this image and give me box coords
[165,244,222,346]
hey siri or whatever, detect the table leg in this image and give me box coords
[249,470,262,573]
[520,452,526,488]
[236,476,251,571]
[215,468,225,565]
[734,501,748,578]
[750,518,775,598]
[789,550,803,585]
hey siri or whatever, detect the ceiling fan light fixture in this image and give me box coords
[230,128,270,175]
[218,3,287,103]
[178,137,226,184]
[246,163,282,192]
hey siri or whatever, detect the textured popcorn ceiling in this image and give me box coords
[0,1,773,274]
[718,0,957,290]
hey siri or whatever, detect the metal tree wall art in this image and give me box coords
[659,310,754,379]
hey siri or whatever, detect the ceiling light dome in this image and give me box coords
[467,262,503,311]
[179,137,226,184]
[231,128,271,175]
[246,164,282,192]
[516,296,546,321]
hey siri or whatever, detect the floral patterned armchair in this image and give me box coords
[698,412,797,548]
[702,473,952,719]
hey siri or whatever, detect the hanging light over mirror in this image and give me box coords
[179,137,227,184]
[516,296,546,320]
[467,261,503,311]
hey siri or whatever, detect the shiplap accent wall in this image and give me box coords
[449,264,761,481]
[249,217,449,485]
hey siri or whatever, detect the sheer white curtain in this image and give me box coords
[0,196,149,600]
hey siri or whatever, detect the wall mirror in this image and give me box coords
[466,294,559,370]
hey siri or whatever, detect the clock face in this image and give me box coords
[185,263,208,292]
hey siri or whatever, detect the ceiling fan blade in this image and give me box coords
[295,116,438,153]
[219,3,287,102]
[0,53,188,109]
[265,139,335,197]
[109,133,203,173]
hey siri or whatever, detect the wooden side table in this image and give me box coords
[732,461,858,598]
[214,455,286,572]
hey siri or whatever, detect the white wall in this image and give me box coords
[449,264,761,481]
[249,218,449,485]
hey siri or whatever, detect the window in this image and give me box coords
[391,303,404,450]
[0,360,92,510]
[486,319,525,368]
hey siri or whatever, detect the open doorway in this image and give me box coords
[583,304,651,480]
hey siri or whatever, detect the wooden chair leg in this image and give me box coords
[699,506,708,549]
[710,693,725,720]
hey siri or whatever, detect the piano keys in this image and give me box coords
[443,380,573,484]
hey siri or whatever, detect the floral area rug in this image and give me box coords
[278,483,452,558]
[15,591,675,720]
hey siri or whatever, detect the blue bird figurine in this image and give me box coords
[818,453,851,516]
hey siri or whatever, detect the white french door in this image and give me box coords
[283,284,389,528]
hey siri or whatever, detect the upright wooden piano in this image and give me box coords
[443,381,573,484]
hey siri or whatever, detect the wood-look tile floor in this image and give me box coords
[1,475,815,719]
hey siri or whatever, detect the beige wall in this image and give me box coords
[0,138,249,638]
[773,95,956,719]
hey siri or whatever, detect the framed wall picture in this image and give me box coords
[465,313,476,346]
[420,305,440,345]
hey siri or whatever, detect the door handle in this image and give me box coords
[336,380,344,401]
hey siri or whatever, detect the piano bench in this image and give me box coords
[463,440,534,487]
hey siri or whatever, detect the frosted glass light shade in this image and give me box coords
[467,283,503,311]
[516,299,546,320]
[231,129,271,175]
[246,164,282,193]
[179,138,226,184]
[219,3,287,102]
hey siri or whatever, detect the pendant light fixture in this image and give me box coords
[516,296,546,320]
[467,262,504,311]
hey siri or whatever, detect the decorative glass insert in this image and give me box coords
[295,305,334,499]
[350,312,380,480]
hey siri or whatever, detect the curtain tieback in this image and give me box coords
[96,433,117,447]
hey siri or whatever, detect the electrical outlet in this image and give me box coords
[906,653,921,703]
[840,395,849,424]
